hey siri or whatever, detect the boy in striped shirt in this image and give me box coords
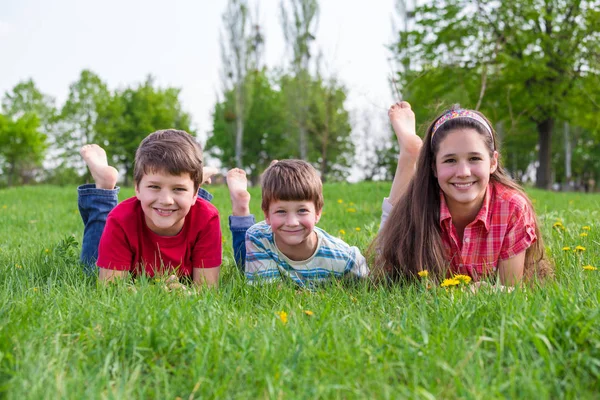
[227,160,369,287]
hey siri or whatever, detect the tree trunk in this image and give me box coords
[564,121,572,191]
[535,118,554,189]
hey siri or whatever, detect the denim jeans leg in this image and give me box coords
[229,215,255,272]
[78,184,119,274]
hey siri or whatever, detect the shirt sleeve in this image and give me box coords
[345,246,370,279]
[499,203,537,260]
[191,211,222,268]
[97,215,134,271]
[244,230,282,284]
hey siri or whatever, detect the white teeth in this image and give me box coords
[453,183,474,188]
[155,209,174,215]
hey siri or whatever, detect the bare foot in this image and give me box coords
[226,168,251,216]
[202,166,219,185]
[388,102,422,157]
[80,145,118,189]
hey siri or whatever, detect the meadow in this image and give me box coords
[0,183,599,399]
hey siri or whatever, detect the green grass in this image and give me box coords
[0,183,599,399]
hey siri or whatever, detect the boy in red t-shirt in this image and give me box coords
[77,129,222,287]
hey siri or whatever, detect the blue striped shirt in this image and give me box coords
[245,221,369,287]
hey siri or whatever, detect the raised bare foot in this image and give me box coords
[226,168,251,216]
[388,101,422,157]
[80,144,118,189]
[202,166,219,185]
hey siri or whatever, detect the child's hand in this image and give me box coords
[164,274,189,292]
[469,281,515,293]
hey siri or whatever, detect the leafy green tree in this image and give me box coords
[207,69,291,183]
[0,113,46,186]
[280,0,320,160]
[0,80,54,185]
[95,77,193,185]
[393,0,600,188]
[2,79,56,131]
[304,76,354,182]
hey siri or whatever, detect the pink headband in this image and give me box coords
[431,109,494,147]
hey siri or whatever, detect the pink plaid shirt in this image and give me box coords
[439,181,537,280]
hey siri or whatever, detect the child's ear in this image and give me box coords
[134,184,141,198]
[432,162,437,178]
[490,151,499,174]
[315,209,322,224]
[264,210,270,225]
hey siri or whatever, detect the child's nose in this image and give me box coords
[286,214,299,225]
[159,191,174,204]
[456,161,471,177]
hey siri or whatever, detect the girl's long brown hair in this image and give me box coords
[371,107,553,283]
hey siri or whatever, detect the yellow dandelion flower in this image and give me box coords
[582,265,597,271]
[453,274,472,284]
[337,199,343,204]
[440,278,460,287]
[532,199,537,204]
[2,205,6,209]
[346,208,356,213]
[582,226,591,231]
[44,249,49,253]
[417,270,429,278]
[339,229,346,235]
[580,232,588,237]
[562,246,571,251]
[276,311,288,324]
[355,227,361,231]
[303,310,314,316]
[15,264,22,269]
[553,222,564,229]
[574,245,586,252]
[33,288,38,292]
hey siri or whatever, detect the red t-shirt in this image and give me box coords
[97,197,222,277]
[439,181,537,280]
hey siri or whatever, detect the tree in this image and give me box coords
[56,70,110,175]
[95,77,193,185]
[207,69,291,183]
[304,76,354,181]
[0,113,46,186]
[220,0,264,168]
[1,80,54,184]
[393,0,600,188]
[280,0,320,160]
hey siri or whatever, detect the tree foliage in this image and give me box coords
[393,0,600,188]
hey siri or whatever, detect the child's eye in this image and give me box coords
[298,209,309,214]
[470,156,482,161]
[148,185,160,189]
[174,188,187,192]
[275,210,286,214]
[443,159,456,163]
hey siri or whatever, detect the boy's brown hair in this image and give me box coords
[261,160,324,213]
[134,129,204,190]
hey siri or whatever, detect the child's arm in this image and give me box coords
[497,250,526,286]
[347,246,370,279]
[245,228,282,284]
[193,267,220,288]
[99,268,129,281]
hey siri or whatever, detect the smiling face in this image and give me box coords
[135,170,197,236]
[265,199,322,260]
[434,128,498,214]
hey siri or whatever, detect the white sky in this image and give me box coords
[0,0,398,148]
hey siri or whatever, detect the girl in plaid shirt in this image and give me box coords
[373,102,553,286]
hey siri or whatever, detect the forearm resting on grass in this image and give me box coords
[98,268,129,282]
[497,250,526,287]
[193,267,220,288]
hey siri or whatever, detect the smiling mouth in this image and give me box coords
[452,182,475,189]
[154,208,176,216]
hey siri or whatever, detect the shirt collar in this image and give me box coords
[439,181,494,232]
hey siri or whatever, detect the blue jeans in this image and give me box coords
[229,215,256,272]
[77,184,214,274]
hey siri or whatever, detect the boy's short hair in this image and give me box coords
[134,129,203,190]
[261,160,324,213]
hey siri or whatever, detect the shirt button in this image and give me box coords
[464,238,470,243]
